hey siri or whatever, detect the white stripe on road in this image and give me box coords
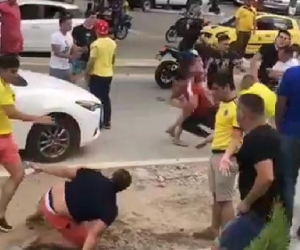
[0,157,210,177]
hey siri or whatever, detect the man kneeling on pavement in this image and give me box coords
[25,165,132,250]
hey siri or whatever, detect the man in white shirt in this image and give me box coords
[269,46,299,83]
[49,14,80,82]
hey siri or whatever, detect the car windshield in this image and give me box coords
[219,16,236,27]
[67,8,85,18]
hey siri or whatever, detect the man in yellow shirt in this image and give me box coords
[0,55,53,231]
[235,0,256,58]
[86,20,117,130]
[239,74,276,120]
[194,74,243,240]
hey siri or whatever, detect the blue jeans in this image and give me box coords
[70,60,86,75]
[218,212,265,250]
[281,136,300,222]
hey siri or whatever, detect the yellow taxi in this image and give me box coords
[200,13,300,55]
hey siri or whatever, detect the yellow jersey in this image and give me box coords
[240,82,276,118]
[211,99,240,151]
[90,37,117,77]
[235,5,256,32]
[0,79,14,135]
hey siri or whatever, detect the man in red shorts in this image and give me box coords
[0,55,53,231]
[0,0,23,55]
[26,165,132,249]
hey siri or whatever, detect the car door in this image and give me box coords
[35,4,68,52]
[247,16,278,54]
[19,3,43,52]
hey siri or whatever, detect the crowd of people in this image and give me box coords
[163,19,300,250]
[0,0,300,249]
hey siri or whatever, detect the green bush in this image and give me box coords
[244,203,290,250]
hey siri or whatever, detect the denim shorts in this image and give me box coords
[71,60,86,75]
[217,212,265,250]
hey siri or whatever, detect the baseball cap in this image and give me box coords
[95,19,109,36]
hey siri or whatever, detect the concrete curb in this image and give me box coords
[21,57,251,69]
[0,157,209,177]
[21,58,158,68]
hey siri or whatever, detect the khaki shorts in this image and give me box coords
[208,153,238,202]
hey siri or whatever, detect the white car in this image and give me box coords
[263,0,300,15]
[12,70,102,163]
[13,0,86,52]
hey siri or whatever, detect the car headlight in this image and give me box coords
[76,100,101,112]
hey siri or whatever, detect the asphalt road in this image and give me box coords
[66,74,210,164]
[22,5,237,60]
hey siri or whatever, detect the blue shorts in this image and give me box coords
[71,60,86,75]
[217,212,265,250]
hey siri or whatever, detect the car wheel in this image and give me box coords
[26,114,80,163]
[155,61,178,89]
[141,0,152,11]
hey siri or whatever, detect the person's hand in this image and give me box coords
[219,154,232,176]
[195,139,208,149]
[34,116,55,125]
[237,200,250,214]
[25,162,43,174]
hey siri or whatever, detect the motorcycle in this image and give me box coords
[99,10,132,40]
[154,46,180,89]
[165,12,209,43]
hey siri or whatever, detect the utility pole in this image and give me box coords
[288,0,297,16]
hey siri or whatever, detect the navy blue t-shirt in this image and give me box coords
[65,168,118,226]
[277,66,300,138]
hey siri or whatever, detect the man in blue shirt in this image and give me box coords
[276,65,300,222]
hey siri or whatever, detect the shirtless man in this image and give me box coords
[25,165,132,250]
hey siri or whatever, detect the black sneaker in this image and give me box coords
[0,217,13,232]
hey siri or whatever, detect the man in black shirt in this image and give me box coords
[71,11,97,77]
[25,165,132,250]
[206,34,240,90]
[250,29,291,86]
[213,94,284,250]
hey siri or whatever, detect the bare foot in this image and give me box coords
[173,138,188,147]
[165,127,175,137]
[193,227,219,240]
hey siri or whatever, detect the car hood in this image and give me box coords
[202,25,233,35]
[18,70,100,103]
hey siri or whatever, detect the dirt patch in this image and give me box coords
[0,163,238,249]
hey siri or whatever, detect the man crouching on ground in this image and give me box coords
[25,165,132,250]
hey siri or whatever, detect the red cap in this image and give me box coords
[95,19,109,36]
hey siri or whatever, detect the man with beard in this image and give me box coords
[250,30,291,86]
[212,93,284,250]
[206,34,240,90]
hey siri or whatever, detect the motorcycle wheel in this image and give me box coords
[141,0,152,11]
[155,61,177,89]
[116,26,129,40]
[165,27,178,43]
